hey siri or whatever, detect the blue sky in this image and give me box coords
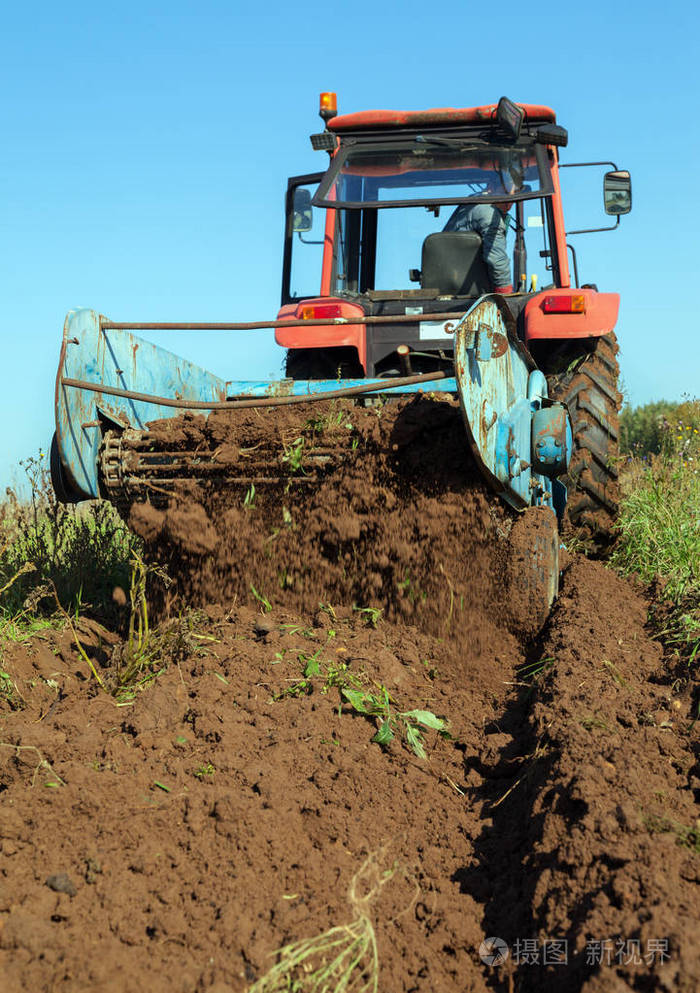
[1,0,698,491]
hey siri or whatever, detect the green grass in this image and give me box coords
[0,453,208,701]
[250,584,272,613]
[0,453,139,623]
[516,656,555,684]
[0,666,22,710]
[112,607,212,702]
[644,813,700,854]
[612,400,700,665]
[282,436,306,474]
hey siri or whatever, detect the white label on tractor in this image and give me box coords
[419,319,457,340]
[527,216,544,228]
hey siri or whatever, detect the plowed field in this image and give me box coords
[1,399,698,992]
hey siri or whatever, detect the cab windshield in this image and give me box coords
[313,137,552,209]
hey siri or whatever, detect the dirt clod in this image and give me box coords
[44,873,77,897]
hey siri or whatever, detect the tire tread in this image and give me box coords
[548,333,621,552]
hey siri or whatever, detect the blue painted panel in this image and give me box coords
[453,295,556,511]
[56,309,230,499]
[224,379,458,397]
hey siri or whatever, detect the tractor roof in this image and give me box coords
[329,103,556,132]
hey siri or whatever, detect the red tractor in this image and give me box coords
[51,93,631,605]
[276,94,631,547]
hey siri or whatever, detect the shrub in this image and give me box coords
[613,400,700,664]
[620,399,700,456]
[0,453,139,621]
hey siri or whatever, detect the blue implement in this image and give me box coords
[53,299,570,512]
[452,295,569,513]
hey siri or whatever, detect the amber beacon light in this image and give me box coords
[319,92,338,122]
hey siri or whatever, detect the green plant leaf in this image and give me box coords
[402,709,445,731]
[304,657,321,678]
[404,724,426,759]
[372,719,394,746]
[341,688,370,714]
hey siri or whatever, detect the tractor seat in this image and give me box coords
[420,231,492,297]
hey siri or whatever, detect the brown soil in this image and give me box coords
[123,396,553,644]
[1,400,698,992]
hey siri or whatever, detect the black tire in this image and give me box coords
[547,333,621,553]
[50,432,82,504]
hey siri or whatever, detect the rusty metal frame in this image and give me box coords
[99,312,481,332]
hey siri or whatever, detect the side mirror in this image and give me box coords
[292,188,313,232]
[603,170,632,215]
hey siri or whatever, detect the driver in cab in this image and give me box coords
[442,172,519,294]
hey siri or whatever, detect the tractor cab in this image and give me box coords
[277,96,631,381]
[278,99,569,378]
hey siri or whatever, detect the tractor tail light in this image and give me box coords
[298,303,342,321]
[542,294,586,313]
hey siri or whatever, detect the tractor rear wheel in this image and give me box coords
[547,333,622,553]
[50,433,82,504]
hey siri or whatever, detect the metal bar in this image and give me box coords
[61,370,454,410]
[566,244,579,288]
[124,460,333,472]
[99,313,467,331]
[126,453,342,464]
[124,476,318,486]
[559,161,618,170]
[565,218,620,236]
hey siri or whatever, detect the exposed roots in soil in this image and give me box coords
[250,848,417,993]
